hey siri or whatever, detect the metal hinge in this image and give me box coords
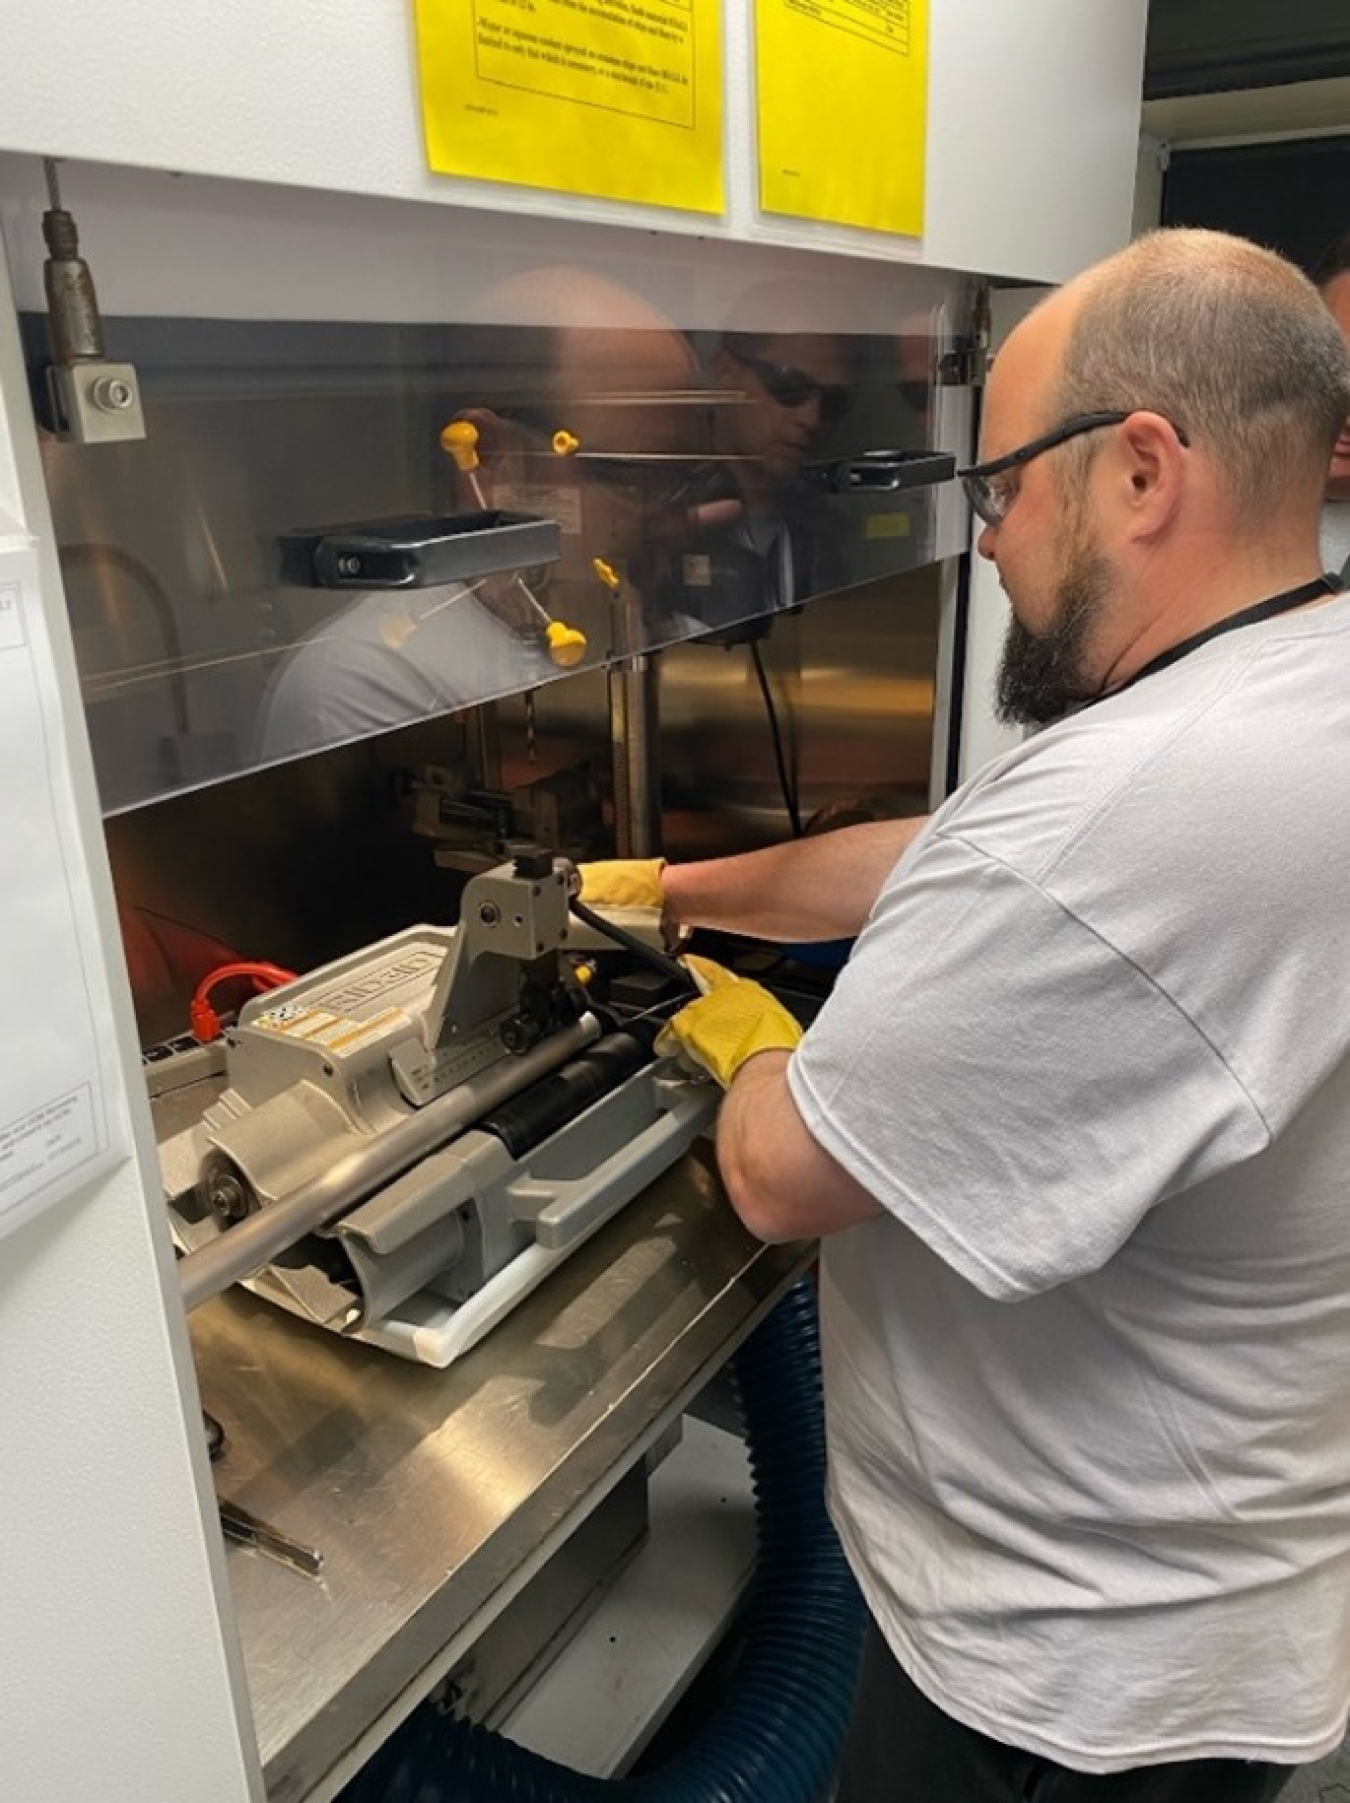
[937,286,992,388]
[936,343,986,388]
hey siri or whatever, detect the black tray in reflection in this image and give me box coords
[278,511,561,590]
[807,450,956,494]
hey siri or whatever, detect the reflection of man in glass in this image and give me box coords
[463,268,735,646]
[716,332,852,491]
[253,271,727,762]
[690,306,852,625]
[252,565,553,763]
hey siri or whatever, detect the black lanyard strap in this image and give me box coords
[1109,573,1340,699]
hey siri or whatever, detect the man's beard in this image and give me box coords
[994,538,1112,726]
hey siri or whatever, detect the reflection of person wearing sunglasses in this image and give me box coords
[253,273,745,761]
[688,326,852,624]
[723,345,852,431]
[715,332,852,488]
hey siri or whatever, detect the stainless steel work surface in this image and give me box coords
[189,1141,809,1803]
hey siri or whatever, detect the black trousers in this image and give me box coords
[835,1617,1296,1803]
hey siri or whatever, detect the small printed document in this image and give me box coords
[755,0,928,236]
[415,0,723,214]
[0,539,125,1247]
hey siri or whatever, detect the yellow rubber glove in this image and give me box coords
[657,961,803,1089]
[681,953,740,995]
[576,858,666,910]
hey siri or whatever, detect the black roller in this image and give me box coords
[478,1030,652,1160]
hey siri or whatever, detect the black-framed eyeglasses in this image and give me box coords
[726,350,852,425]
[958,410,1190,527]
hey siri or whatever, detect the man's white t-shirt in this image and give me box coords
[789,590,1350,1773]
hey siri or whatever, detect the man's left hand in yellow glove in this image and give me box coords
[657,956,883,1245]
[656,955,803,1088]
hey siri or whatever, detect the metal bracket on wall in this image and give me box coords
[937,286,991,389]
[936,344,985,388]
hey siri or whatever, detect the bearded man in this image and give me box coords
[582,228,1350,1802]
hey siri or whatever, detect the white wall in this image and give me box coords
[0,240,263,1803]
[0,0,1147,285]
[1133,134,1168,238]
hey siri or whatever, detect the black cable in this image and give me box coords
[568,895,697,993]
[749,640,802,838]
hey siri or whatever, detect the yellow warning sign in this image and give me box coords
[755,0,928,236]
[414,0,724,215]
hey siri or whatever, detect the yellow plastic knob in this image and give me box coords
[546,620,588,667]
[591,557,621,591]
[551,429,580,457]
[440,419,481,471]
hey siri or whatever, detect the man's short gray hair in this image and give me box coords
[1053,229,1350,518]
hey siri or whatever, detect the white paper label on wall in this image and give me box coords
[0,544,126,1244]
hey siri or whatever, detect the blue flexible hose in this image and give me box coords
[339,1277,865,1803]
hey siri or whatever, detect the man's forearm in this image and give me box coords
[717,1049,884,1242]
[662,816,926,943]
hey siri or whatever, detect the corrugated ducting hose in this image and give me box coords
[339,1276,865,1803]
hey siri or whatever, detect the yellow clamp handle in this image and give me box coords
[441,419,586,667]
[440,419,481,472]
[592,556,621,591]
[546,620,588,667]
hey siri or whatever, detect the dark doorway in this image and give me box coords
[1162,135,1350,274]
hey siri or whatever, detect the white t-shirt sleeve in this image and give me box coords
[787,829,1270,1301]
